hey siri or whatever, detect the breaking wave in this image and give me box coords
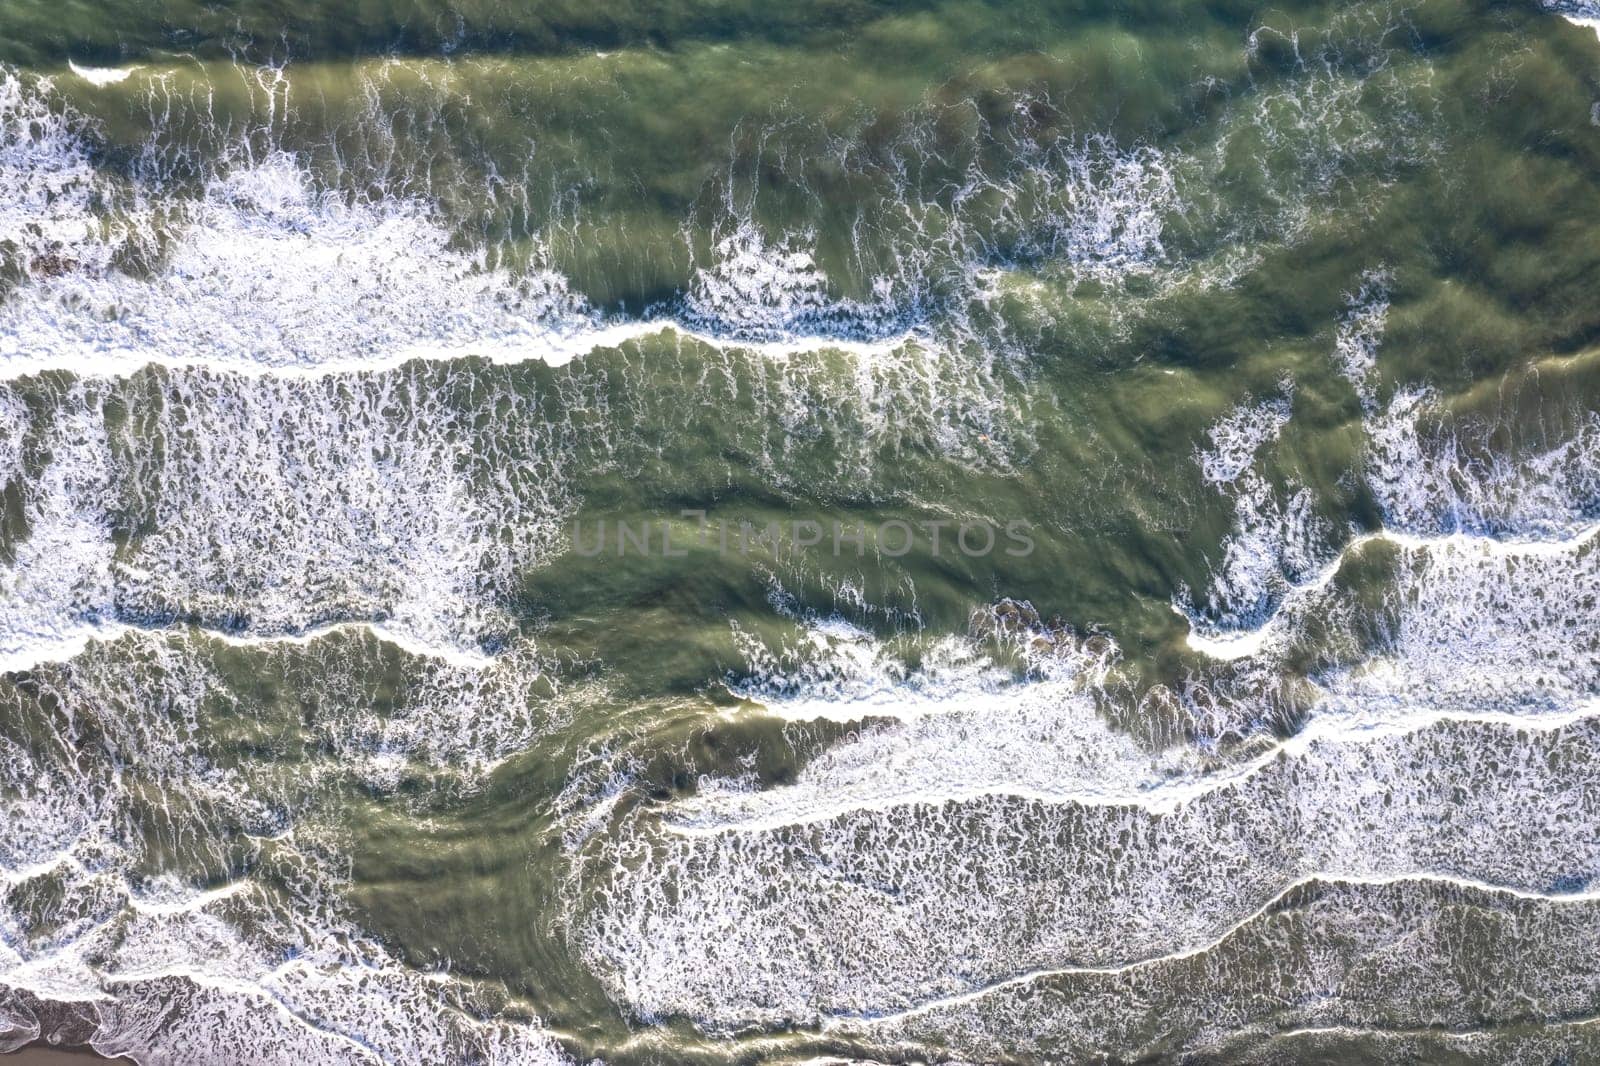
[562,279,1600,1055]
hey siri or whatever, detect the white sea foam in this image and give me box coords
[572,702,1600,1030]
[0,37,1589,1065]
[1183,380,1332,630]
[1195,386,1294,487]
[0,69,924,381]
[683,642,1189,833]
[0,314,1017,675]
[0,630,574,1062]
[570,305,1600,1034]
[66,62,139,88]
[1334,269,1391,409]
[566,396,1600,1029]
[1329,528,1600,712]
[0,141,593,375]
[0,382,116,672]
[726,618,1011,723]
[677,513,1600,833]
[1201,458,1326,630]
[1183,274,1600,662]
[0,53,1433,396]
[1180,520,1600,663]
[580,535,1593,1027]
[969,136,1176,282]
[1548,1,1600,39]
[672,125,1184,371]
[0,72,125,299]
[0,368,575,658]
[672,611,1211,834]
[0,389,27,487]
[0,59,1034,548]
[1368,387,1600,538]
[680,223,912,345]
[856,873,1600,1061]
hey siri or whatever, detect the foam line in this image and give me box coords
[1180,521,1600,661]
[1257,1016,1600,1042]
[99,967,389,1064]
[838,871,1600,1027]
[0,319,923,382]
[0,617,497,676]
[125,881,253,918]
[666,699,1600,835]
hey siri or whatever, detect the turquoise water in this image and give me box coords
[1,0,1599,1062]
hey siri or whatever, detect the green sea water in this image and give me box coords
[0,0,1599,1062]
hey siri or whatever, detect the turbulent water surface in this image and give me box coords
[1,0,1600,1062]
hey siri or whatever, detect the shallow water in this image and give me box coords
[1,0,1599,1062]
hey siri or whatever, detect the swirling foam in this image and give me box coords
[0,630,574,1063]
[0,368,575,663]
[566,296,1600,1046]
